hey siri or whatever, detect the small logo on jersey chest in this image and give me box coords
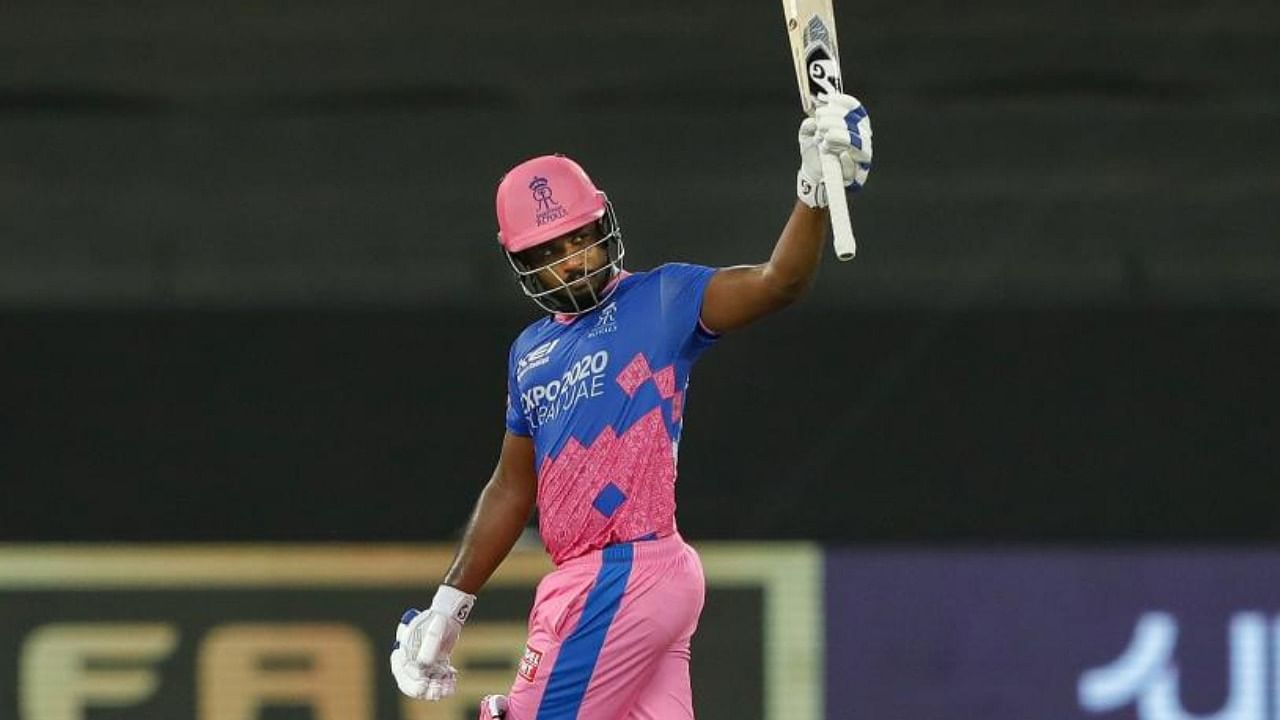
[517,338,560,380]
[587,301,618,338]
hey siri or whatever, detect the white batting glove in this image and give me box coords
[796,116,828,208]
[390,585,476,701]
[479,694,509,719]
[815,93,873,191]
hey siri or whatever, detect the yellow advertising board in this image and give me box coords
[0,543,821,720]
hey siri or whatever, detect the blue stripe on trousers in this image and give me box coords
[537,543,635,719]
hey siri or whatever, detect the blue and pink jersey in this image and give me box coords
[505,263,718,565]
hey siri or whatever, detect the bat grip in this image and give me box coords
[820,153,857,261]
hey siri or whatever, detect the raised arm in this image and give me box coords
[700,94,873,334]
[700,201,828,334]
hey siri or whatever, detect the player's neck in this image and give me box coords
[552,271,630,324]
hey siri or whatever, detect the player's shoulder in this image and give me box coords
[624,263,715,287]
[654,262,717,280]
[641,262,712,274]
[509,316,556,358]
[659,261,711,271]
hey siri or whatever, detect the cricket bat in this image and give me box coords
[782,0,857,260]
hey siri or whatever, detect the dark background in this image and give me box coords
[3,0,1277,542]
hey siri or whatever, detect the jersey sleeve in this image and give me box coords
[656,262,720,359]
[504,340,532,436]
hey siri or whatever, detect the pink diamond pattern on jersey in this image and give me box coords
[615,353,653,396]
[653,366,676,399]
[617,353,681,404]
[671,390,684,422]
[536,407,678,565]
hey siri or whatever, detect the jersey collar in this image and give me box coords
[552,270,631,325]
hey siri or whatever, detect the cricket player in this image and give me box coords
[391,93,872,719]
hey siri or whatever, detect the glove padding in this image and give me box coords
[479,694,509,719]
[797,93,873,208]
[390,585,476,701]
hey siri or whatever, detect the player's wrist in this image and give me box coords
[431,585,477,625]
[796,169,827,209]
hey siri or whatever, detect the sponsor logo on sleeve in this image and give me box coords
[516,339,560,381]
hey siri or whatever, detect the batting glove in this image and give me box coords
[816,93,872,191]
[390,585,476,701]
[797,94,873,208]
[796,116,828,208]
[478,694,509,719]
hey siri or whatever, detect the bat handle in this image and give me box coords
[820,153,857,261]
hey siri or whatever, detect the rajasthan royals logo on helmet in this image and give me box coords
[530,176,567,226]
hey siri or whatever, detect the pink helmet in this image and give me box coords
[495,154,626,315]
[496,155,609,252]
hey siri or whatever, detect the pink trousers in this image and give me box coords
[504,533,705,720]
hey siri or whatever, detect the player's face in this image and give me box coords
[517,222,611,301]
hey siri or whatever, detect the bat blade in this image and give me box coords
[783,0,843,115]
[783,0,858,260]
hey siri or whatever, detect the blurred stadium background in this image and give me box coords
[2,1,1277,718]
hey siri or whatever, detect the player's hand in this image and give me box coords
[815,93,873,192]
[479,694,509,719]
[389,585,476,701]
[796,94,872,207]
[796,116,828,208]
